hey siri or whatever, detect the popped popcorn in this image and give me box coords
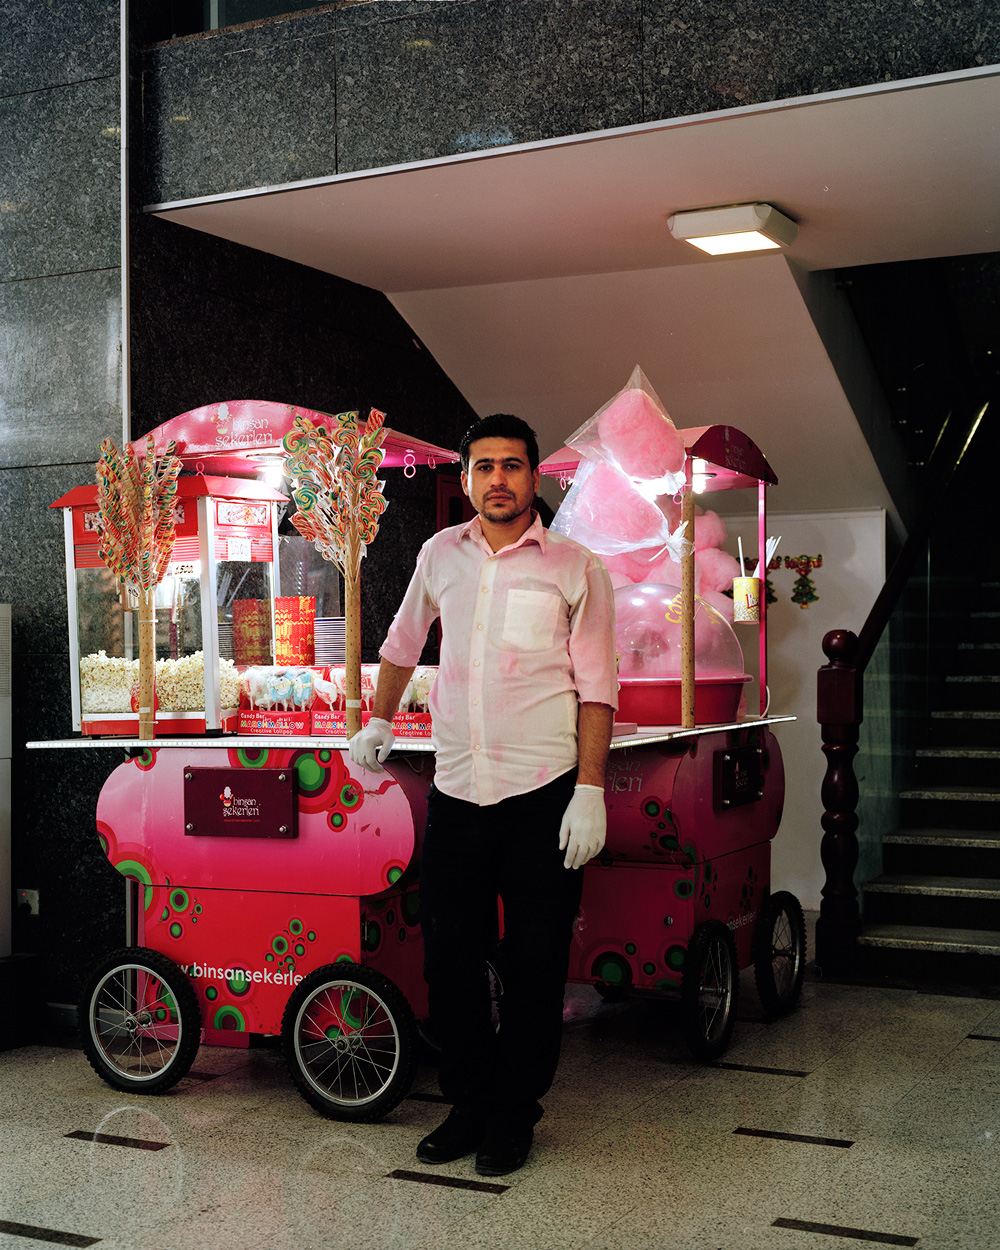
[80,650,242,713]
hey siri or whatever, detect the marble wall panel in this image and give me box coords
[4,462,114,1005]
[11,653,118,1005]
[141,0,998,204]
[642,0,1000,121]
[0,0,119,97]
[0,77,120,283]
[0,464,83,665]
[141,13,340,205]
[334,0,642,172]
[0,270,122,469]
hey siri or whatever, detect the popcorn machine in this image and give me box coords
[50,401,458,738]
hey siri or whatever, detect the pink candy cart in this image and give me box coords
[33,402,803,1123]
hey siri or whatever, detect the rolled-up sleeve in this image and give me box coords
[380,545,440,668]
[568,556,619,709]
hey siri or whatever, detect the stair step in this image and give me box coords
[928,711,1000,747]
[917,747,1000,757]
[885,827,1000,849]
[882,827,1000,876]
[900,786,1000,801]
[914,747,1000,786]
[859,924,1000,955]
[856,932,1000,986]
[951,643,1000,675]
[938,675,1000,710]
[856,923,1000,984]
[863,874,1000,928]
[931,711,1000,719]
[898,785,1000,828]
[866,874,1000,898]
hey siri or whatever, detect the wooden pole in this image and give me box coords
[680,477,696,729]
[138,585,156,740]
[344,570,362,739]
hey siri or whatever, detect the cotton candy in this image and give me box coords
[693,508,727,552]
[598,387,686,479]
[574,461,666,546]
[695,546,741,596]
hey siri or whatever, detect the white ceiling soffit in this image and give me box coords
[151,67,1000,523]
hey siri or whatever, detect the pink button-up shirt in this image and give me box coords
[380,513,618,806]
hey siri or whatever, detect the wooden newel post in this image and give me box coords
[344,571,362,739]
[816,628,863,975]
[138,587,156,741]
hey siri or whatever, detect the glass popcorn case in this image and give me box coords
[50,400,459,738]
[51,475,287,735]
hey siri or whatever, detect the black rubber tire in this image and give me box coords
[753,890,806,1016]
[79,947,201,1094]
[680,921,739,1062]
[281,962,417,1122]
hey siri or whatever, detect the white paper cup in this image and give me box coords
[733,577,761,623]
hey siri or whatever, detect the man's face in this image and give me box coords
[462,437,539,527]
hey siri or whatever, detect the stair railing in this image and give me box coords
[816,397,991,975]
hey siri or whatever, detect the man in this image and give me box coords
[349,414,617,1176]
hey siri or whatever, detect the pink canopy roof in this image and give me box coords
[131,400,459,478]
[539,423,777,492]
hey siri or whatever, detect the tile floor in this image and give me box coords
[1,916,999,1250]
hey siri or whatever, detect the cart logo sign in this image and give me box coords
[180,960,303,987]
[183,767,297,839]
[220,784,260,821]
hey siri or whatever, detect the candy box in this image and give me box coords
[311,710,432,739]
[238,709,312,735]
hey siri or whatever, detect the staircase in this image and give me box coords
[858,574,1000,987]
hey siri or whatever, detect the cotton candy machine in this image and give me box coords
[614,582,751,724]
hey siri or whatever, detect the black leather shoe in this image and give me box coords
[416,1112,485,1165]
[475,1126,534,1176]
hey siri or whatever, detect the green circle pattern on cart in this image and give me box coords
[665,945,687,971]
[213,1005,246,1031]
[113,859,154,911]
[261,917,317,977]
[228,970,251,997]
[591,951,632,987]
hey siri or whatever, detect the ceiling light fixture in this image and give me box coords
[667,203,799,256]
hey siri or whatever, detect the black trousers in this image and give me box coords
[419,770,583,1130]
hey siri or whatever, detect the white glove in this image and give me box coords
[348,717,395,773]
[558,784,607,870]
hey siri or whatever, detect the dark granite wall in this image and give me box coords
[2,0,126,1007]
[2,1,474,1010]
[141,0,1000,205]
[129,211,476,661]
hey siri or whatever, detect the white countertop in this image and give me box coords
[26,715,794,753]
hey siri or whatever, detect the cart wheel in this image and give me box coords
[416,956,503,1055]
[79,947,201,1094]
[754,891,806,1016]
[282,962,417,1122]
[680,921,739,1062]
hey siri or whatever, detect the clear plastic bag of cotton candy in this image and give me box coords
[550,366,692,563]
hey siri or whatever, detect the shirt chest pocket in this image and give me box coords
[501,589,562,651]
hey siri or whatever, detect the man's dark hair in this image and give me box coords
[459,414,540,473]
